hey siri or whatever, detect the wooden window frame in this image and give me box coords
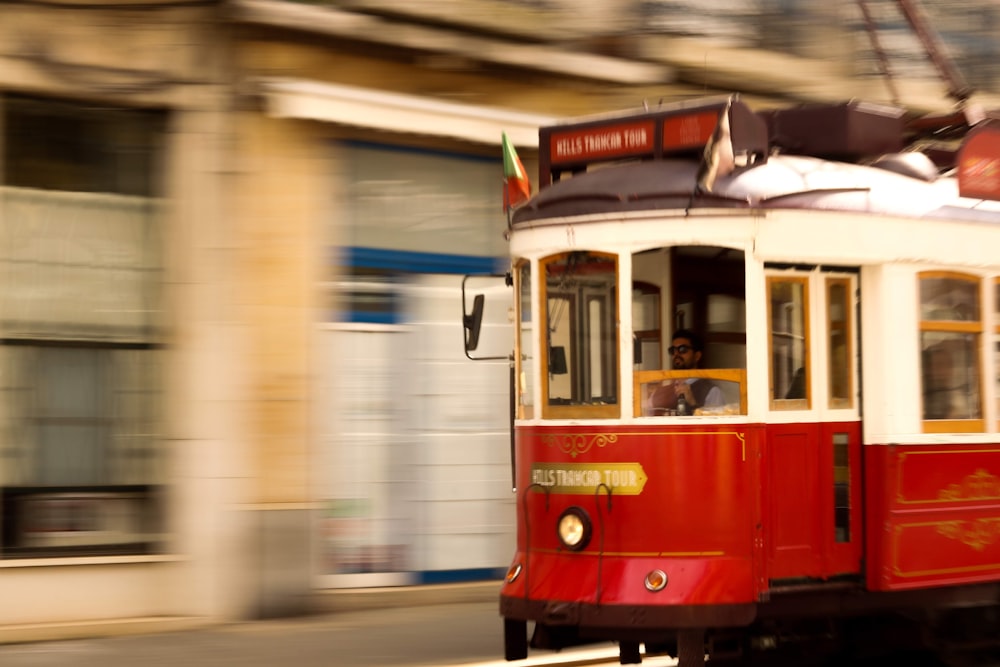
[539,252,620,420]
[767,275,811,411]
[633,368,747,417]
[826,277,855,410]
[919,271,984,433]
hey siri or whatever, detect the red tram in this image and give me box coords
[466,96,1000,666]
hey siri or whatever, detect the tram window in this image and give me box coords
[919,272,983,432]
[827,279,853,409]
[540,252,618,419]
[631,246,747,417]
[768,277,809,409]
[668,246,747,369]
[516,260,534,419]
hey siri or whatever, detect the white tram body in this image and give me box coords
[511,150,1000,429]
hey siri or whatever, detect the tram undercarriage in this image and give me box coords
[503,582,1000,667]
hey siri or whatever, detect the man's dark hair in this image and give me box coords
[672,328,703,352]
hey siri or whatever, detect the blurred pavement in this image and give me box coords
[0,582,526,667]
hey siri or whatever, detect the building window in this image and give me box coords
[338,142,504,258]
[0,95,165,557]
[919,272,983,432]
[5,95,163,197]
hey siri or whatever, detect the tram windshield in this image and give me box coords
[527,246,748,420]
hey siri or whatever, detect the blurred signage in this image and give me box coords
[958,121,1000,201]
[549,121,655,165]
[530,462,648,495]
[16,491,146,549]
[663,110,720,152]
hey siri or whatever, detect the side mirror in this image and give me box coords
[461,273,511,361]
[464,294,485,352]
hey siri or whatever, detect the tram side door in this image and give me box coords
[764,269,862,582]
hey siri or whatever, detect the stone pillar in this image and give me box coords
[229,112,325,618]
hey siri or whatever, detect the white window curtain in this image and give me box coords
[0,187,163,341]
[338,144,506,258]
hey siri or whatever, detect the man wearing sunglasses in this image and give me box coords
[650,328,723,415]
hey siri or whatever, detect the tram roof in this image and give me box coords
[511,96,1000,226]
[510,155,1000,225]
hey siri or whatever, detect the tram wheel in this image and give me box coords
[619,640,641,664]
[503,618,528,661]
[677,629,705,667]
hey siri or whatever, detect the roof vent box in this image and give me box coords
[761,101,905,159]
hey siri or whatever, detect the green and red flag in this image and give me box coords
[502,131,531,212]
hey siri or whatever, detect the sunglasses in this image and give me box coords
[668,345,693,355]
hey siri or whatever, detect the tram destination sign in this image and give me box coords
[548,120,656,165]
[530,462,648,495]
[537,98,767,187]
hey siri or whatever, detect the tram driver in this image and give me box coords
[648,329,724,415]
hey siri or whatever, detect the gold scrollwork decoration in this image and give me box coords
[936,518,1000,552]
[540,433,619,458]
[938,469,1000,502]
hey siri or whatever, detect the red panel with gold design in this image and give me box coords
[507,423,764,606]
[865,443,1000,591]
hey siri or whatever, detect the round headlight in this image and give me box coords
[557,507,592,551]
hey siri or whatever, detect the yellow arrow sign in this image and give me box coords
[530,462,648,495]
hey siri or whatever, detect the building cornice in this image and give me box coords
[229,0,673,85]
[257,77,555,146]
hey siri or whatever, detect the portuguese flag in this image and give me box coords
[502,131,531,212]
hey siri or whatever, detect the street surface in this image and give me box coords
[0,600,679,667]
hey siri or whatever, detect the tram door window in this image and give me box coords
[826,274,858,547]
[918,272,983,432]
[827,278,854,410]
[832,432,851,543]
[540,252,618,419]
[767,277,810,409]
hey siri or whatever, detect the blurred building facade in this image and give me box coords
[0,0,997,634]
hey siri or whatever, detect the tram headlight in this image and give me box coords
[557,507,592,551]
[505,562,522,584]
